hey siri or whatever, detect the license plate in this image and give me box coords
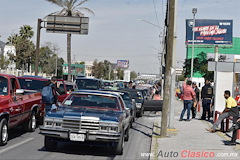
[69,133,85,142]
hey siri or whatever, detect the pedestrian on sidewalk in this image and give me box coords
[201,79,214,121]
[179,78,196,121]
[206,90,239,132]
[191,82,200,119]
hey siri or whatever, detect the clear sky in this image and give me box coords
[1,0,240,74]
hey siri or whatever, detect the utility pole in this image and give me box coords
[160,0,176,137]
[35,19,42,75]
[169,0,177,129]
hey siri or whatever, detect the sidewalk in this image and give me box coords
[150,99,240,160]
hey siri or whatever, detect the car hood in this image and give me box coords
[46,106,122,122]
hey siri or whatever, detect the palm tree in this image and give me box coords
[45,0,94,81]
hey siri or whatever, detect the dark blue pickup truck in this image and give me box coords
[39,90,130,155]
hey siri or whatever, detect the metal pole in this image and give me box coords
[168,0,178,129]
[35,19,42,75]
[56,54,58,76]
[190,12,196,79]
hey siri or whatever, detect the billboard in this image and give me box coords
[117,60,129,68]
[46,15,89,35]
[186,19,233,45]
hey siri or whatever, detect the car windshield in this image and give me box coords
[76,79,99,90]
[18,79,46,91]
[0,76,8,96]
[130,91,142,99]
[120,93,131,101]
[64,94,120,110]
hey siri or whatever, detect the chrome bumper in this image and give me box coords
[39,126,121,142]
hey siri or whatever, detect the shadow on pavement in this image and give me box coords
[38,142,117,157]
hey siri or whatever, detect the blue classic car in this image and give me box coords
[40,90,131,155]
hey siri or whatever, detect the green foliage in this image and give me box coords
[130,71,137,80]
[116,67,124,80]
[0,54,10,69]
[91,59,114,80]
[183,52,214,81]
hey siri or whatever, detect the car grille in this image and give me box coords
[62,118,99,131]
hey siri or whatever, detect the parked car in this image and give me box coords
[119,88,144,117]
[39,90,131,155]
[103,89,136,128]
[75,77,104,90]
[0,74,42,145]
[18,76,72,102]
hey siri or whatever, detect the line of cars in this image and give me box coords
[0,74,145,155]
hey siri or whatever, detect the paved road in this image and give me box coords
[0,111,158,160]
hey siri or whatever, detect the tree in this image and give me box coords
[130,71,137,80]
[0,54,10,69]
[6,25,35,72]
[116,68,124,80]
[45,0,95,81]
[183,52,214,81]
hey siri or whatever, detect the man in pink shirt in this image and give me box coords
[179,78,196,121]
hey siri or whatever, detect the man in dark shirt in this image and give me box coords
[201,79,214,121]
[192,82,200,119]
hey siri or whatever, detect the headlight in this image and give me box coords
[99,122,119,132]
[136,103,142,108]
[44,118,62,128]
[109,126,118,132]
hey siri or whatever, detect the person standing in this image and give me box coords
[191,82,200,119]
[179,78,196,121]
[206,90,239,133]
[43,76,61,114]
[201,79,214,121]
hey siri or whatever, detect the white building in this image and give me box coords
[84,61,94,78]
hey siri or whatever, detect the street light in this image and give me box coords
[190,8,197,79]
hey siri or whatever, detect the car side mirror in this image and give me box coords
[16,89,24,94]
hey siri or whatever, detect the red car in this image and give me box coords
[0,74,42,145]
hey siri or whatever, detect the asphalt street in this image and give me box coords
[0,111,158,160]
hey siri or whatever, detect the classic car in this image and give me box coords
[119,88,144,117]
[0,74,42,145]
[39,90,131,155]
[103,89,136,128]
[75,77,104,90]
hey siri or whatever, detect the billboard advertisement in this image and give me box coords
[117,60,129,68]
[186,19,233,45]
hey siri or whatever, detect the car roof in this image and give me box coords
[102,89,130,94]
[71,90,121,98]
[75,77,101,81]
[18,76,49,81]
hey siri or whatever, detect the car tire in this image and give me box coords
[44,136,58,151]
[124,126,129,141]
[23,111,37,132]
[114,129,124,155]
[0,118,8,146]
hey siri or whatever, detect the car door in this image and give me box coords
[119,97,130,130]
[57,80,67,102]
[9,78,23,127]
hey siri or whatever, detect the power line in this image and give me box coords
[152,0,161,32]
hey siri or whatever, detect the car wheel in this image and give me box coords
[114,129,124,155]
[0,118,8,146]
[124,126,129,141]
[23,111,36,132]
[44,136,58,151]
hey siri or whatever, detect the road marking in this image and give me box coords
[0,138,34,154]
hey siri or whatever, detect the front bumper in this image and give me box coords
[39,126,121,142]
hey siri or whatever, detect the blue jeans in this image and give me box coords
[44,104,52,115]
[201,99,211,120]
[180,100,193,120]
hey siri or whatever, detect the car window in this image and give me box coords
[0,76,8,95]
[76,79,99,90]
[64,94,120,110]
[121,93,131,101]
[18,79,46,91]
